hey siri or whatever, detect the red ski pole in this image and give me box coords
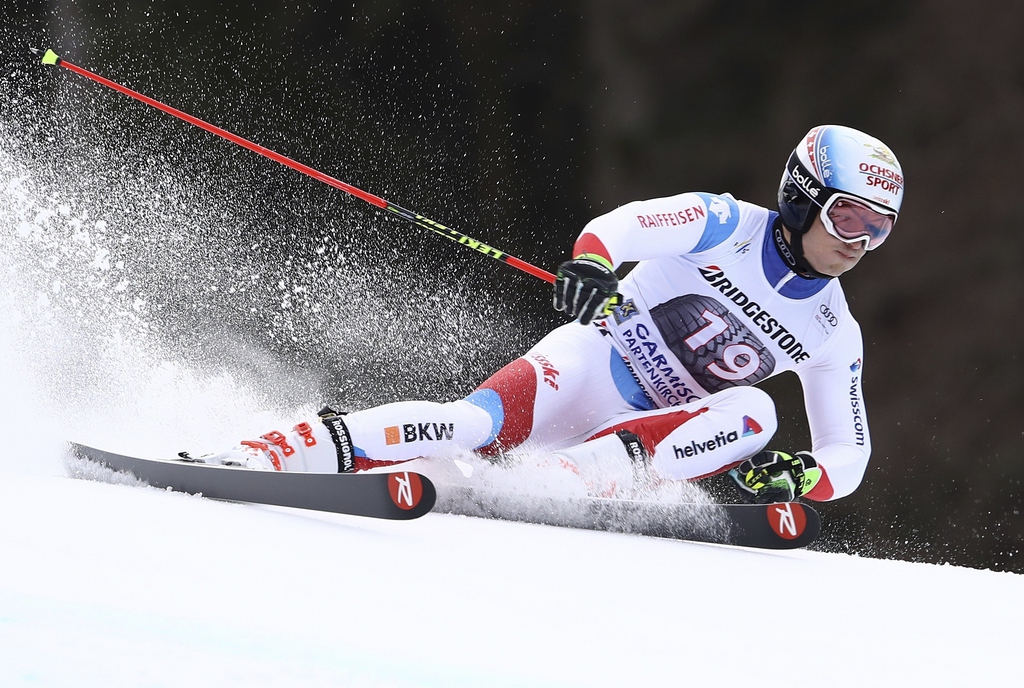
[35,48,556,284]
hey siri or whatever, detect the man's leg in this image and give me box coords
[208,323,640,472]
[587,385,778,481]
[546,386,778,494]
[463,323,651,455]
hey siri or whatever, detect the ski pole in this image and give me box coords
[34,48,556,284]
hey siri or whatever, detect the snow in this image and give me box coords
[0,457,1021,687]
[1,96,1022,688]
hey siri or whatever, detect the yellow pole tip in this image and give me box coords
[41,49,60,66]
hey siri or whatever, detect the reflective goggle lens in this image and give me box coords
[822,196,895,250]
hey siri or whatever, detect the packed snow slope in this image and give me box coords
[1,90,1021,687]
[1,453,1022,687]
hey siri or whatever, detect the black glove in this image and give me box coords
[729,450,822,503]
[553,258,618,325]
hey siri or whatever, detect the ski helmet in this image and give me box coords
[778,125,904,251]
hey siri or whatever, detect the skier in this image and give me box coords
[208,124,903,504]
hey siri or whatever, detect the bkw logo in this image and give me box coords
[384,422,455,445]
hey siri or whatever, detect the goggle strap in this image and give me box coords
[786,152,828,206]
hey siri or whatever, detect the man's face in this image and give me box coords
[800,215,867,277]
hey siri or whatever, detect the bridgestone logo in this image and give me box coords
[698,267,810,363]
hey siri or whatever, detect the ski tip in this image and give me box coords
[760,501,821,549]
[384,470,437,518]
[39,48,62,66]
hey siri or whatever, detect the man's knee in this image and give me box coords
[465,358,539,455]
[708,386,778,440]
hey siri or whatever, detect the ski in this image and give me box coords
[435,487,820,549]
[67,442,436,520]
[68,442,818,546]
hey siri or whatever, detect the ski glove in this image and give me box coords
[729,450,822,503]
[553,258,618,325]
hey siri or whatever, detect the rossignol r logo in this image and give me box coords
[388,471,424,510]
[767,502,807,540]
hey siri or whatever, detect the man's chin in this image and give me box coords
[826,251,863,275]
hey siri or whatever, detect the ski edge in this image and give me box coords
[66,442,437,520]
[434,487,821,550]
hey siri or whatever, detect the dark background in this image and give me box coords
[2,1,1021,571]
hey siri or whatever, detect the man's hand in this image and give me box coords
[553,258,618,325]
[729,450,822,503]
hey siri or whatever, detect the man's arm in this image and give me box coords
[572,192,739,269]
[555,192,746,325]
[796,318,872,501]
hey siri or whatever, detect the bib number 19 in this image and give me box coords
[651,294,775,393]
[684,310,761,381]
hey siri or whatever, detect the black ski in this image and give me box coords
[435,487,820,549]
[68,443,817,546]
[67,442,436,520]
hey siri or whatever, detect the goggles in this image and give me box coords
[819,193,897,251]
[781,153,899,251]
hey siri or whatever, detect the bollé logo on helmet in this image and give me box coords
[789,164,820,198]
[817,145,833,180]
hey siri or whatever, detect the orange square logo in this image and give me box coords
[384,426,401,445]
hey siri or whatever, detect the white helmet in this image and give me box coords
[778,125,904,251]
